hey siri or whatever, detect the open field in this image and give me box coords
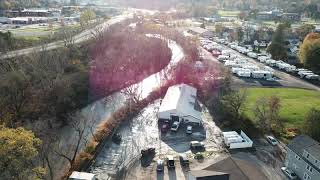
[243,88,320,128]
[218,10,240,17]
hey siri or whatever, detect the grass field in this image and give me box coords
[218,10,240,17]
[243,88,320,128]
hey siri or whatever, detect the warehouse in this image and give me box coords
[158,84,202,126]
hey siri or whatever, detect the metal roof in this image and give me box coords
[159,84,201,121]
[287,135,319,158]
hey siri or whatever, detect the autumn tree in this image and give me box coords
[215,24,225,37]
[0,126,45,179]
[0,71,31,126]
[299,32,320,73]
[303,108,320,142]
[80,9,96,29]
[221,90,247,122]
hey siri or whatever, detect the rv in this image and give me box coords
[237,70,251,78]
[217,55,229,62]
[252,70,273,79]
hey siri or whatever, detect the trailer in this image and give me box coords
[258,56,269,63]
[232,67,243,74]
[298,70,313,77]
[222,131,253,149]
[284,65,296,73]
[247,52,258,59]
[305,74,320,80]
[224,61,239,68]
[217,55,229,62]
[237,70,251,78]
[300,72,314,78]
[252,70,273,79]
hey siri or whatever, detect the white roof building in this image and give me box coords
[158,84,202,125]
[69,171,96,180]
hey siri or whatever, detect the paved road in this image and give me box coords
[0,13,131,60]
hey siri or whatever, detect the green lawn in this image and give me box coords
[243,88,320,128]
[218,10,240,17]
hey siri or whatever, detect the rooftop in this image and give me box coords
[69,171,95,180]
[287,135,319,158]
[204,156,268,180]
[190,170,229,178]
[159,84,201,120]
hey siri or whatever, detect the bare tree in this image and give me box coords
[254,97,271,133]
[53,113,91,168]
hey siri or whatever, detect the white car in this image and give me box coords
[186,125,192,134]
[171,121,180,131]
[266,135,278,145]
[281,167,298,180]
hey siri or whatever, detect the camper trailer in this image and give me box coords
[252,70,273,79]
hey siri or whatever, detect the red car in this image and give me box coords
[212,50,221,57]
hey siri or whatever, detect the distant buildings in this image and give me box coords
[188,27,213,38]
[255,10,301,22]
[285,135,320,180]
[5,9,50,18]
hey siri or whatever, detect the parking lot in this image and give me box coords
[89,100,225,179]
[200,37,320,91]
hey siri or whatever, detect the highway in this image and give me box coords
[0,12,132,59]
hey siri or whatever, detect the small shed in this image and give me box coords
[158,84,202,125]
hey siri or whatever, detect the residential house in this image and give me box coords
[285,135,320,180]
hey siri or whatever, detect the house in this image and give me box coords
[188,27,213,38]
[69,171,96,180]
[189,170,230,180]
[285,135,320,180]
[188,156,268,180]
[158,84,202,126]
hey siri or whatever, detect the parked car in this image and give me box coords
[141,147,156,157]
[186,125,192,134]
[266,135,278,145]
[171,121,180,131]
[167,155,175,168]
[190,141,205,150]
[179,154,189,166]
[156,159,164,171]
[161,124,170,133]
[281,167,297,179]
